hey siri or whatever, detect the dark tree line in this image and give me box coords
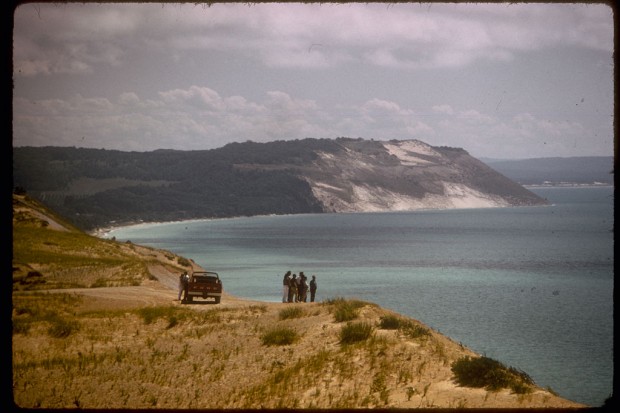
[12,139,340,230]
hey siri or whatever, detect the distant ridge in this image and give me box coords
[482,156,614,186]
[13,138,547,230]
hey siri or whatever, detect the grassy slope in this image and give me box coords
[12,194,192,290]
[11,194,585,409]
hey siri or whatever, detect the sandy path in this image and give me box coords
[147,263,183,291]
[47,263,270,311]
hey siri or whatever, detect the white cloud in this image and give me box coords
[457,109,495,125]
[362,98,407,114]
[430,108,600,158]
[13,86,334,151]
[432,105,454,115]
[11,3,613,159]
[406,121,435,137]
[265,91,319,113]
[159,86,226,111]
[12,84,609,158]
[118,92,140,106]
[13,2,613,76]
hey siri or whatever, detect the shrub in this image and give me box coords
[511,381,534,395]
[136,306,189,326]
[545,386,558,396]
[379,315,402,330]
[339,322,374,345]
[12,319,31,335]
[401,321,431,339]
[91,278,110,288]
[248,305,268,313]
[200,309,223,324]
[327,298,371,322]
[261,327,299,346]
[323,296,347,305]
[177,256,191,267]
[370,372,390,405]
[451,356,534,392]
[279,306,304,320]
[138,307,168,324]
[167,316,179,329]
[452,356,505,389]
[47,317,79,338]
[334,305,358,322]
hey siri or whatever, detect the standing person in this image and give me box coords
[289,274,298,303]
[282,271,291,303]
[182,271,190,302]
[309,275,317,302]
[299,272,308,302]
[178,271,187,301]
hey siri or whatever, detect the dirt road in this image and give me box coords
[49,262,269,312]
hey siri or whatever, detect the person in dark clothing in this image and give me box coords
[299,272,308,302]
[282,271,291,303]
[288,274,298,303]
[309,275,317,302]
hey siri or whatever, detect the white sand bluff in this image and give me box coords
[304,139,546,213]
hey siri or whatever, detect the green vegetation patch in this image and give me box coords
[13,291,82,315]
[451,356,534,393]
[13,292,84,338]
[261,327,299,346]
[400,321,431,339]
[136,306,194,327]
[14,227,117,264]
[177,256,191,267]
[238,349,334,408]
[47,317,80,338]
[378,315,430,339]
[369,372,390,405]
[339,322,374,345]
[378,315,402,329]
[278,306,305,320]
[13,225,151,290]
[324,297,375,322]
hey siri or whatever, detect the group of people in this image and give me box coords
[179,269,318,304]
[282,271,317,303]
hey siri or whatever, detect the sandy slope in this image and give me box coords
[37,263,586,409]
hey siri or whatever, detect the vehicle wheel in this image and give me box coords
[187,296,193,303]
[214,297,221,304]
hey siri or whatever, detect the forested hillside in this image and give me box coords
[13,138,547,231]
[13,140,337,229]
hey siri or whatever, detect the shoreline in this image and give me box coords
[92,186,611,238]
[90,213,293,238]
[93,202,558,239]
[523,183,613,188]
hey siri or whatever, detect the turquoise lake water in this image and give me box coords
[107,186,614,406]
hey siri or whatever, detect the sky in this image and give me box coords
[11,1,615,159]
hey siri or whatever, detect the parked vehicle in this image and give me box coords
[185,271,222,304]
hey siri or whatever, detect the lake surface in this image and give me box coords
[107,186,614,407]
